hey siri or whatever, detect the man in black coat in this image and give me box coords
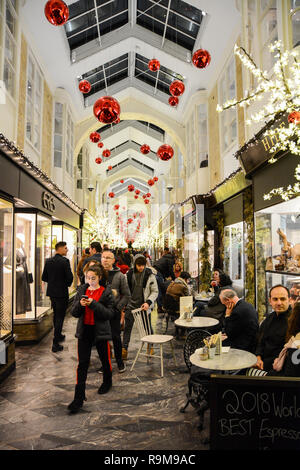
[220,289,259,353]
[81,241,102,275]
[42,241,73,352]
[153,248,175,313]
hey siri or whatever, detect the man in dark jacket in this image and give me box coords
[101,250,130,372]
[42,241,73,352]
[255,284,291,371]
[153,248,175,313]
[220,289,259,353]
[81,241,102,273]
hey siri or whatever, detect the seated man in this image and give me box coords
[255,284,292,372]
[220,289,259,353]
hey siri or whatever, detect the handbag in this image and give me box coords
[272,336,295,371]
[27,272,33,284]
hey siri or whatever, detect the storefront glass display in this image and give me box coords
[14,213,36,319]
[224,221,244,294]
[52,223,63,255]
[255,197,300,317]
[36,214,51,315]
[63,225,78,291]
[0,199,13,339]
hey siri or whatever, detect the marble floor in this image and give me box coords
[0,310,210,451]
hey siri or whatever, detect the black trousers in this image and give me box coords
[110,310,123,366]
[77,325,112,392]
[50,296,68,344]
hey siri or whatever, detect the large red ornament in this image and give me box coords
[108,192,115,198]
[95,157,102,164]
[79,80,91,94]
[97,142,104,148]
[93,96,120,124]
[45,0,69,26]
[192,49,211,69]
[144,199,150,204]
[108,166,112,170]
[102,149,111,158]
[115,117,120,124]
[288,111,300,124]
[148,179,154,186]
[135,189,140,195]
[169,80,185,97]
[140,144,150,155]
[153,176,158,182]
[157,144,174,161]
[146,193,151,197]
[128,185,135,192]
[148,59,160,72]
[90,132,101,143]
[120,179,124,183]
[168,96,179,107]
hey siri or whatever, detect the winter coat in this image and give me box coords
[42,254,73,298]
[107,267,131,312]
[126,255,158,309]
[163,277,190,314]
[205,284,233,324]
[153,253,175,280]
[71,283,114,341]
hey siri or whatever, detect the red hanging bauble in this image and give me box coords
[192,49,211,69]
[288,111,300,124]
[108,166,112,170]
[97,142,104,148]
[144,199,150,204]
[102,149,111,158]
[146,193,151,198]
[79,80,91,94]
[153,176,158,182]
[140,144,150,155]
[108,192,115,198]
[90,132,101,143]
[113,204,120,210]
[45,0,69,26]
[168,96,179,107]
[134,195,139,199]
[142,194,147,199]
[169,80,185,97]
[128,218,133,224]
[148,59,160,72]
[157,144,174,161]
[148,179,154,186]
[95,157,102,164]
[120,179,124,183]
[135,189,140,195]
[128,185,135,192]
[93,96,121,124]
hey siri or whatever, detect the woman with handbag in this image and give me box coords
[68,265,115,414]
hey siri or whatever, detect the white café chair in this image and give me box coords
[130,308,177,378]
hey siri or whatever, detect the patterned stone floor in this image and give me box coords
[0,310,210,450]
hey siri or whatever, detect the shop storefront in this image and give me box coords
[0,136,82,368]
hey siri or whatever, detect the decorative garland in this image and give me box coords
[199,226,212,291]
[243,187,255,306]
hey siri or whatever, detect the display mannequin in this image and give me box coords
[15,234,32,314]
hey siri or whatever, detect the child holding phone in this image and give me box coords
[68,265,115,414]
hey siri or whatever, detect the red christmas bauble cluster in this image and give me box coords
[288,111,300,124]
[45,0,69,26]
[169,96,179,107]
[148,59,160,72]
[79,80,91,94]
[192,49,211,69]
[157,144,174,161]
[93,96,120,124]
[108,192,115,198]
[90,132,101,143]
[95,157,102,164]
[140,144,150,155]
[128,185,135,192]
[170,80,185,97]
[102,149,111,158]
[97,142,104,148]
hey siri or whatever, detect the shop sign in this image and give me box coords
[42,192,56,213]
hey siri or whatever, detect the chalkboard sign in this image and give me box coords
[210,375,300,450]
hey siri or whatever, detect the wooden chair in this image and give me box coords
[130,308,177,377]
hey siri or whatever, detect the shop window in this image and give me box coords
[255,197,300,318]
[224,221,244,293]
[63,225,78,291]
[218,57,237,153]
[289,0,300,48]
[26,53,43,151]
[3,0,18,99]
[1,198,13,339]
[36,215,52,315]
[259,0,278,71]
[54,102,63,168]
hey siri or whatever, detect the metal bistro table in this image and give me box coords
[190,348,257,372]
[175,316,219,329]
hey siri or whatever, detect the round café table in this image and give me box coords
[190,348,257,372]
[175,316,219,329]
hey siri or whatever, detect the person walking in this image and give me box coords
[77,248,90,285]
[153,248,175,313]
[42,241,73,352]
[68,265,115,414]
[81,241,102,271]
[122,254,158,360]
[101,249,130,372]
